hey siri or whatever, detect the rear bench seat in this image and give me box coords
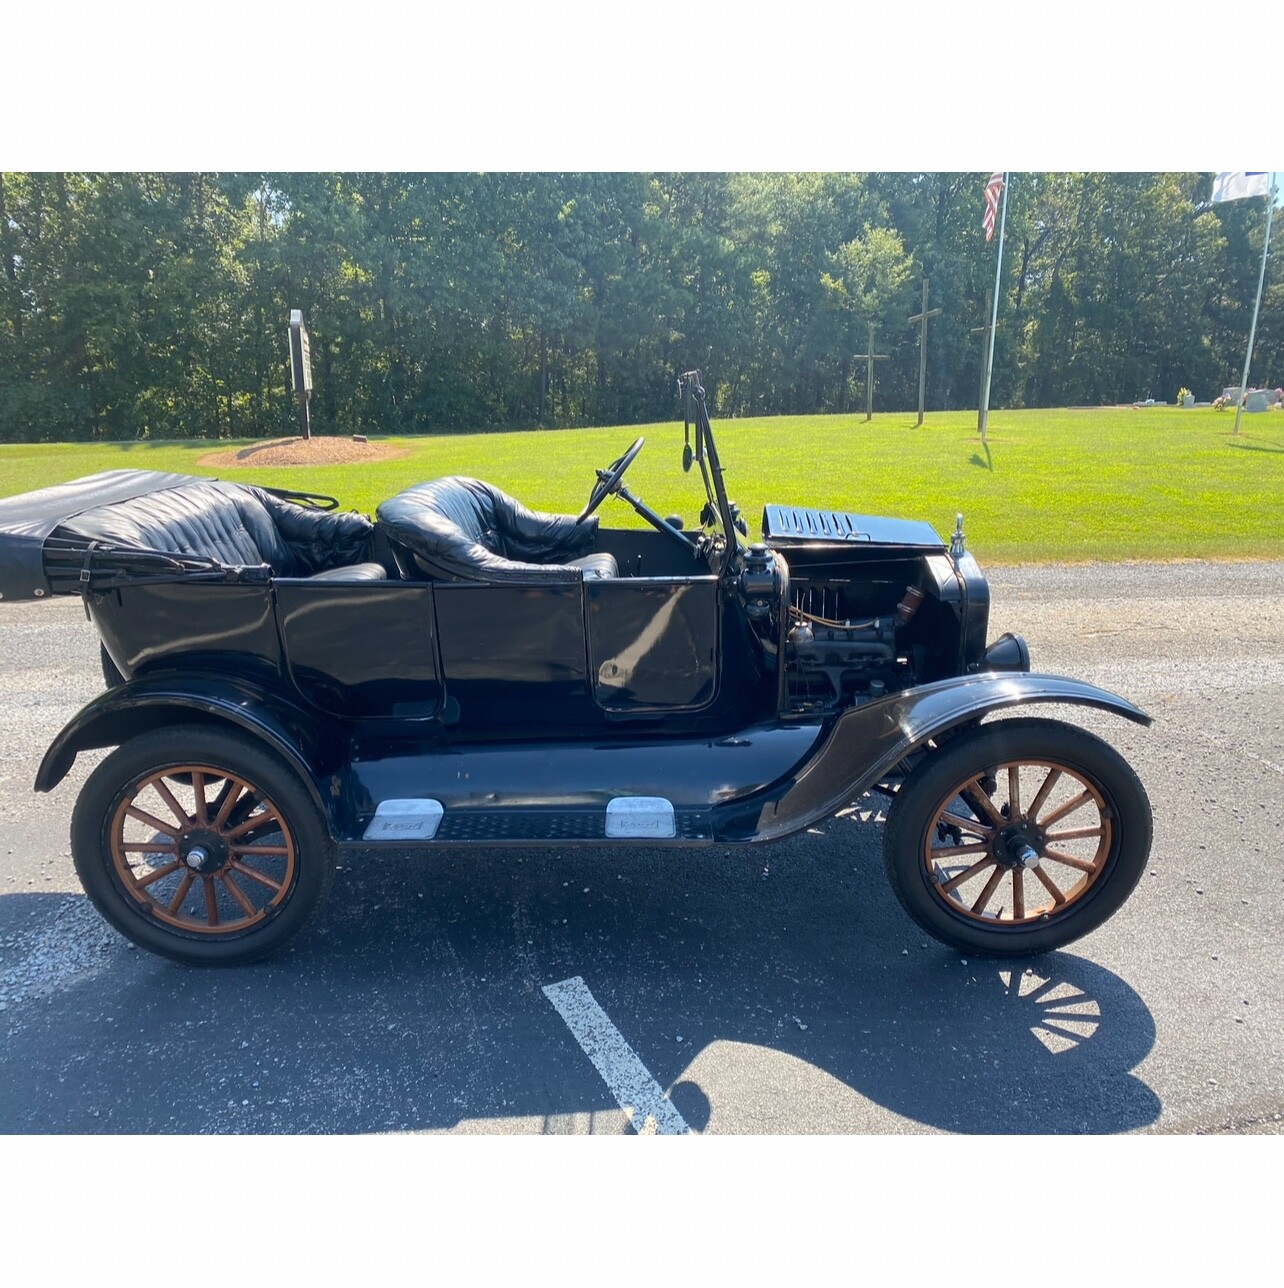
[53,479,385,581]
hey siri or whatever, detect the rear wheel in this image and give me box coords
[882,718,1151,956]
[72,725,335,964]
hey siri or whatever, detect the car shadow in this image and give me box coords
[0,814,1160,1134]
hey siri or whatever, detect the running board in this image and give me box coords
[346,796,711,847]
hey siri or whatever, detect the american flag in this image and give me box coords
[983,172,1005,242]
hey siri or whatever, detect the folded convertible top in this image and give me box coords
[0,470,200,601]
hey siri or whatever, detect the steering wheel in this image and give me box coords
[576,437,645,523]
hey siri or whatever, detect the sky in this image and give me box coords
[6,5,1280,177]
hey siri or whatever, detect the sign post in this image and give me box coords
[288,309,313,441]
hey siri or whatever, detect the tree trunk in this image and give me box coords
[0,174,22,341]
[539,330,547,424]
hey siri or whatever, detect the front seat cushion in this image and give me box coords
[376,477,612,583]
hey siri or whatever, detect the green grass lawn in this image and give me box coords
[2,406,1282,563]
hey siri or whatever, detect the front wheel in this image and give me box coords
[71,725,336,965]
[882,718,1152,956]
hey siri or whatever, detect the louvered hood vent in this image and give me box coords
[762,505,945,549]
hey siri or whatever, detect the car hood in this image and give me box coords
[761,504,945,550]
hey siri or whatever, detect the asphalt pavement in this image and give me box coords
[1,561,1281,1134]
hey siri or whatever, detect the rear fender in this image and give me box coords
[35,674,341,829]
[713,672,1150,843]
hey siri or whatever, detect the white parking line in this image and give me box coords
[542,976,690,1136]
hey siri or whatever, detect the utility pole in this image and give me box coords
[908,278,943,427]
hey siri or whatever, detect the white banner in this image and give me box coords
[1211,172,1271,202]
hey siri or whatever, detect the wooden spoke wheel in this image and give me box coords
[108,765,298,936]
[924,758,1112,926]
[73,725,335,965]
[883,718,1152,957]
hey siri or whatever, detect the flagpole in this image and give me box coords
[1233,173,1276,436]
[979,173,1009,444]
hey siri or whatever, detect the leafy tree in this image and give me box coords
[1,171,1279,442]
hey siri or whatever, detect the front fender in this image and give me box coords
[34,673,343,827]
[713,671,1150,843]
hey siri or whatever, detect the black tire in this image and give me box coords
[71,724,336,965]
[882,717,1152,957]
[100,644,125,689]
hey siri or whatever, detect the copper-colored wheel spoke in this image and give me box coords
[231,844,289,856]
[166,872,195,914]
[1012,869,1025,919]
[119,841,179,853]
[1043,825,1105,843]
[940,810,993,837]
[970,864,1007,914]
[965,780,1006,827]
[1008,766,1022,819]
[203,876,220,925]
[212,780,244,829]
[1027,768,1062,823]
[225,811,277,841]
[152,778,192,827]
[1042,847,1100,874]
[932,842,990,859]
[220,872,259,918]
[134,860,183,888]
[230,860,284,893]
[940,855,996,893]
[124,805,179,838]
[1032,864,1068,904]
[191,772,208,825]
[1039,789,1094,829]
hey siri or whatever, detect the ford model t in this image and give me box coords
[0,374,1152,965]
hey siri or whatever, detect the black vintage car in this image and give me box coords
[0,373,1152,965]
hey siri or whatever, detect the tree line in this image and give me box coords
[0,172,1278,442]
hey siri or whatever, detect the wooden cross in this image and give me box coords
[969,289,1001,434]
[853,321,890,421]
[908,277,943,427]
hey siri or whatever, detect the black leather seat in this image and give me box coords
[55,480,384,580]
[376,477,618,583]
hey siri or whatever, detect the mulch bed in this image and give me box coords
[197,436,408,468]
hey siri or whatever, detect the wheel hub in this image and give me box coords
[995,821,1043,869]
[179,829,229,873]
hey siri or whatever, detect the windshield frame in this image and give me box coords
[678,370,742,560]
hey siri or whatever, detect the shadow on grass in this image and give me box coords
[1225,433,1284,454]
[111,440,249,453]
[969,443,994,471]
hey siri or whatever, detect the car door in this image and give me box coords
[585,575,719,713]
